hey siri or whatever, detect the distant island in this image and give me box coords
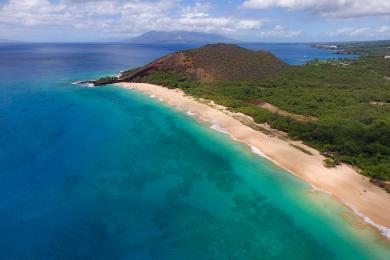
[91,42,390,234]
[127,31,238,44]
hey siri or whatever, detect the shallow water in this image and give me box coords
[0,43,388,259]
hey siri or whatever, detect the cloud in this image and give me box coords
[328,27,369,37]
[242,0,390,18]
[259,25,302,38]
[375,25,390,34]
[0,0,262,39]
[181,2,212,18]
[1,0,68,26]
[328,25,390,38]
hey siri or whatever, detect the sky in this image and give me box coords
[0,0,390,42]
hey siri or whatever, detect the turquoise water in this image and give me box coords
[0,43,388,259]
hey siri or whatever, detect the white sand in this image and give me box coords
[118,82,390,238]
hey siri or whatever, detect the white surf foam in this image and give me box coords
[309,184,332,196]
[250,146,271,160]
[210,122,229,135]
[186,111,195,116]
[146,90,390,239]
[344,202,390,239]
[249,143,389,239]
[117,70,124,77]
[72,81,95,88]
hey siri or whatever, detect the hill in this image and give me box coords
[179,55,390,184]
[93,41,390,185]
[128,31,237,44]
[102,44,287,85]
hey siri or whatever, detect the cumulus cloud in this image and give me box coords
[242,0,390,18]
[328,27,369,37]
[0,0,262,39]
[181,2,212,18]
[328,25,390,38]
[375,25,390,34]
[259,25,302,38]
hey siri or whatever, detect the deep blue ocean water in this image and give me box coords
[241,42,357,64]
[0,43,388,259]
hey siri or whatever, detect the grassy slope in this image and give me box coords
[184,44,287,81]
[114,44,287,84]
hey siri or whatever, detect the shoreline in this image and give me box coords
[117,82,390,239]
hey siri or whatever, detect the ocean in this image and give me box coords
[0,43,388,259]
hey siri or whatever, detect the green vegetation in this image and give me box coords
[97,42,390,182]
[289,144,313,155]
[94,76,118,86]
[141,71,193,89]
[323,158,340,168]
[135,45,390,181]
[121,68,139,77]
[335,40,390,56]
[183,44,287,81]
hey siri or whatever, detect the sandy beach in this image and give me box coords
[118,82,390,238]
